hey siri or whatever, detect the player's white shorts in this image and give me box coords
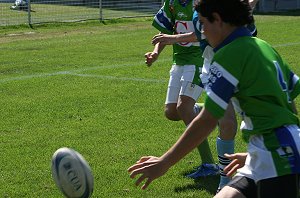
[236,124,300,183]
[165,64,203,104]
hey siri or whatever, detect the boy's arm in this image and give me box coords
[128,108,218,189]
[145,40,166,67]
[151,32,198,46]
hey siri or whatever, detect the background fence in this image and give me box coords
[0,0,163,26]
[0,0,300,26]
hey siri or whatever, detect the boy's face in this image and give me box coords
[198,14,222,48]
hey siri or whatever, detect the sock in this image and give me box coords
[217,137,234,189]
[197,138,214,164]
[193,103,214,164]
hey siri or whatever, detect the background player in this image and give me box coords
[145,0,219,178]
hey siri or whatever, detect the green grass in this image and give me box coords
[0,14,300,197]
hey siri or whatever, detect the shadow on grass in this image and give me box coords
[174,170,219,195]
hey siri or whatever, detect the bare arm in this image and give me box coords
[144,41,166,67]
[128,108,218,189]
[151,32,198,46]
[160,108,217,166]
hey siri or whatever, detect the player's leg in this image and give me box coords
[257,174,299,197]
[177,96,216,166]
[164,65,182,121]
[215,176,256,198]
[214,186,246,198]
[176,95,198,125]
[217,101,237,191]
[168,64,203,124]
[177,65,217,178]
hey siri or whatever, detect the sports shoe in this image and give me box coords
[186,163,220,179]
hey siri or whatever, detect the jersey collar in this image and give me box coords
[179,0,190,7]
[213,26,252,53]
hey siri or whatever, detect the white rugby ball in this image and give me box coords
[51,147,94,198]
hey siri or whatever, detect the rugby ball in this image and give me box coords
[51,147,94,198]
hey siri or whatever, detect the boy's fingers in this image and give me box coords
[135,174,147,186]
[141,178,153,190]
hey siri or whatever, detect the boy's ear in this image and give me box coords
[212,12,222,24]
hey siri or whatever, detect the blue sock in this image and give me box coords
[216,137,234,189]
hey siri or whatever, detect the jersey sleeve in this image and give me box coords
[152,1,174,34]
[192,11,201,41]
[288,70,300,100]
[192,11,209,51]
[204,62,239,119]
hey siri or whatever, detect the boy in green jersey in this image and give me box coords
[129,0,300,197]
[148,0,258,191]
[145,0,219,178]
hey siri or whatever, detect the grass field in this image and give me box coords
[0,13,300,197]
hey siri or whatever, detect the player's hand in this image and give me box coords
[144,52,158,67]
[128,156,169,190]
[223,153,248,177]
[152,33,177,45]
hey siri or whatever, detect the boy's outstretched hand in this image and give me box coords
[223,153,248,177]
[128,156,169,190]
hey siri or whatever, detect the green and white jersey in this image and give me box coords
[204,27,300,141]
[152,0,203,66]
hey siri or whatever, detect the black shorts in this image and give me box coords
[228,174,299,198]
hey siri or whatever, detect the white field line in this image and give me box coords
[0,59,170,83]
[69,73,167,83]
[0,70,167,84]
[273,42,300,48]
[0,42,299,84]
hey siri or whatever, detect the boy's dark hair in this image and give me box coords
[195,0,254,26]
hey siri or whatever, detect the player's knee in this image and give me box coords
[164,107,180,121]
[214,186,246,198]
[176,103,191,120]
[219,119,237,139]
